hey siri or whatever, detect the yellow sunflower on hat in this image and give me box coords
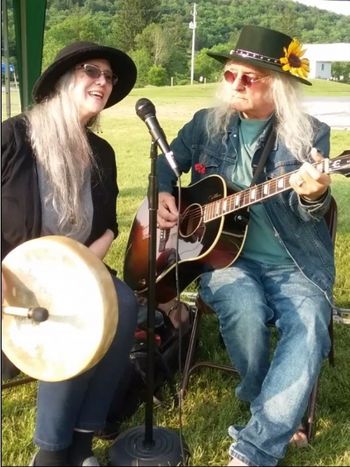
[280,38,310,79]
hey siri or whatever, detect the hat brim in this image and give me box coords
[33,45,137,108]
[207,51,311,86]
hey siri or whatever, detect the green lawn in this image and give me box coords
[2,82,350,466]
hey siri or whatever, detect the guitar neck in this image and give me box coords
[204,158,333,222]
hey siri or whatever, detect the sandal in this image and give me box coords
[289,424,309,448]
[228,457,248,466]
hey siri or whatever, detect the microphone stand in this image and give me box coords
[110,140,189,466]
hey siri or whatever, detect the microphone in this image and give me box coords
[135,98,180,177]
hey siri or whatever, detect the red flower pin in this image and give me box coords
[194,163,206,174]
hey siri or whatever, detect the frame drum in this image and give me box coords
[2,236,118,382]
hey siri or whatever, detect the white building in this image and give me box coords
[304,43,350,79]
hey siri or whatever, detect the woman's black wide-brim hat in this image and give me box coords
[207,25,311,86]
[33,41,137,108]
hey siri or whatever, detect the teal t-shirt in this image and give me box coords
[233,116,292,265]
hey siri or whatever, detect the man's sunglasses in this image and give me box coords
[224,70,267,87]
[78,63,118,86]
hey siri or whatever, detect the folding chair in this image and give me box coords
[181,196,337,443]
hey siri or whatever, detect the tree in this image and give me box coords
[130,48,152,87]
[194,48,221,83]
[147,64,168,86]
[39,0,350,87]
[110,0,160,52]
[132,18,190,84]
[83,0,117,13]
[135,24,171,67]
[332,62,350,83]
[42,12,107,68]
[195,44,229,83]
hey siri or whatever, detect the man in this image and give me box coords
[156,25,333,466]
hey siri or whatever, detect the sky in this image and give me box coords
[292,0,350,15]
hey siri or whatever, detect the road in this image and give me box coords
[302,96,350,129]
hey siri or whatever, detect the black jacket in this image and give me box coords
[1,114,118,259]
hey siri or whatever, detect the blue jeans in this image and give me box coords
[34,276,138,450]
[199,258,331,466]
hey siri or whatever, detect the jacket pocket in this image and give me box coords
[193,144,224,175]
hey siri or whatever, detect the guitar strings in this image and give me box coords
[177,159,329,227]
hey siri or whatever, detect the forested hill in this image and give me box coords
[5,0,350,85]
[44,0,350,48]
[159,0,349,48]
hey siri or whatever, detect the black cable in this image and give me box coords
[173,176,189,464]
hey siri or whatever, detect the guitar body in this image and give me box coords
[123,151,350,303]
[124,175,249,303]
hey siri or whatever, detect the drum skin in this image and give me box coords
[2,236,118,382]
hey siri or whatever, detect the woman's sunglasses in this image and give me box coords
[224,70,267,87]
[78,63,118,86]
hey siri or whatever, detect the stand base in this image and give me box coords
[109,425,190,466]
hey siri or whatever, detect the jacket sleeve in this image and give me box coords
[2,118,17,183]
[1,116,42,258]
[87,133,118,244]
[288,119,332,221]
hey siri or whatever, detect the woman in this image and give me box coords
[2,41,138,466]
[156,26,333,466]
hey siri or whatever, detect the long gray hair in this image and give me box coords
[25,71,99,235]
[207,67,315,162]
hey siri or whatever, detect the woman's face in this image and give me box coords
[223,60,275,119]
[72,58,114,124]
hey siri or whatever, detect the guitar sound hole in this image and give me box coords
[180,203,203,238]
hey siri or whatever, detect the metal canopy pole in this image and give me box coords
[2,1,11,118]
[13,0,47,111]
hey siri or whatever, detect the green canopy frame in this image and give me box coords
[12,0,47,111]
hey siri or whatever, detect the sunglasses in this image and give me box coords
[224,70,267,87]
[78,63,118,86]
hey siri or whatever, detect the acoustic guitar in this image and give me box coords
[124,151,350,303]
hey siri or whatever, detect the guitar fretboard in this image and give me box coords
[203,157,339,222]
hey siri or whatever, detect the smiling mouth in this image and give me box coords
[88,91,104,99]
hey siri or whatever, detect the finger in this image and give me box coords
[159,193,178,215]
[301,162,330,185]
[301,162,322,180]
[289,172,305,188]
[289,168,326,198]
[158,209,178,224]
[290,169,330,202]
[157,212,177,229]
[310,147,324,162]
[159,202,178,218]
[157,200,178,228]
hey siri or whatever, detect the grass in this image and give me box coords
[2,81,350,466]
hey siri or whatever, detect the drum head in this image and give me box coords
[2,236,118,382]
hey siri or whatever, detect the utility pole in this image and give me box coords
[189,3,197,85]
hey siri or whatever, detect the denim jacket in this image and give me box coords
[157,108,334,300]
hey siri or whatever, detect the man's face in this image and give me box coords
[223,60,275,119]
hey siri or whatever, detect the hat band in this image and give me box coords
[230,48,282,67]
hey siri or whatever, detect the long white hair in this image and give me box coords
[206,67,315,162]
[25,71,99,235]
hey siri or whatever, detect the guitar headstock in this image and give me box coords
[330,150,350,177]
